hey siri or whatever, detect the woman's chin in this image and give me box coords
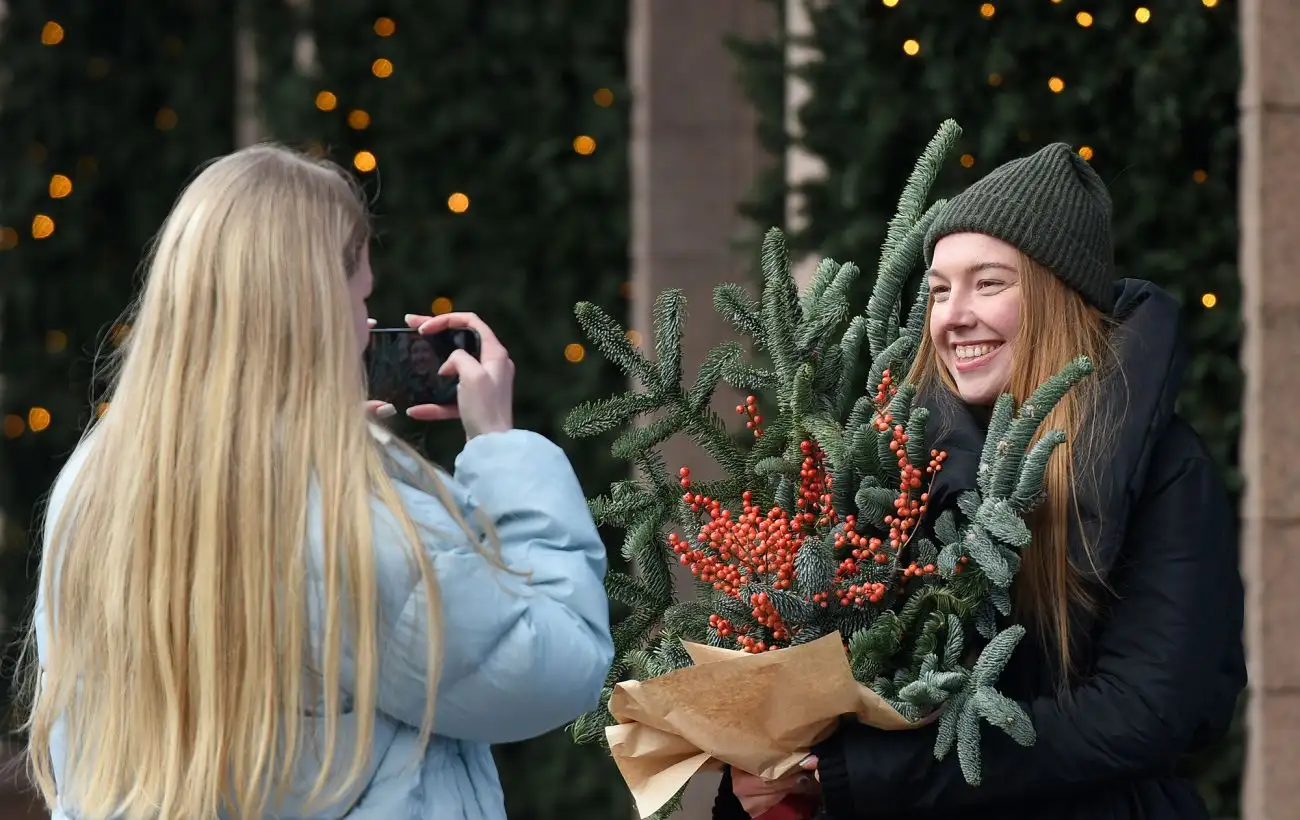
[953,371,1010,407]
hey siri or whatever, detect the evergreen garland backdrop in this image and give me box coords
[732,1,1244,816]
[1,3,631,817]
[0,0,238,710]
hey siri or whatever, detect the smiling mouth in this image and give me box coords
[952,342,1004,372]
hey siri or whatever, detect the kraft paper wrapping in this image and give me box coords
[605,632,920,819]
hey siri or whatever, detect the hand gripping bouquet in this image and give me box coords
[563,121,1094,819]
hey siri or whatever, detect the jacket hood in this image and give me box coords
[921,278,1187,579]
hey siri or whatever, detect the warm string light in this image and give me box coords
[374,17,396,37]
[573,135,596,155]
[353,151,377,172]
[447,192,470,213]
[347,109,371,130]
[45,330,68,354]
[960,154,975,168]
[3,415,24,439]
[1078,145,1094,160]
[1201,293,1218,309]
[1135,7,1151,23]
[371,58,393,78]
[0,227,18,251]
[315,90,338,111]
[32,215,55,239]
[979,3,996,19]
[625,330,643,347]
[902,39,920,56]
[41,22,64,45]
[28,407,51,433]
[1076,11,1094,27]
[49,174,72,198]
[1048,76,1066,93]
[564,343,585,363]
[431,297,453,315]
[1193,169,1208,184]
[593,88,614,107]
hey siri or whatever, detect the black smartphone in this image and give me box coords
[364,327,482,411]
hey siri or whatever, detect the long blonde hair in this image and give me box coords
[908,252,1114,684]
[18,144,481,819]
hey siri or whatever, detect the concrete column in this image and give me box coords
[1239,0,1300,815]
[785,0,827,291]
[628,0,778,816]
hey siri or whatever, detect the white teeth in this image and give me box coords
[955,343,1000,361]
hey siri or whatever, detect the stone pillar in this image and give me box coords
[628,1,777,816]
[1239,0,1300,815]
[785,0,827,291]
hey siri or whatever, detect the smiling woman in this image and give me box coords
[716,142,1245,820]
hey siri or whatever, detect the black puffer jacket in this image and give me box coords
[714,280,1245,820]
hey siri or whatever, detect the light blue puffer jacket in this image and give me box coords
[35,426,614,819]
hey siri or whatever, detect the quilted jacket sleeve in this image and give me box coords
[361,429,613,744]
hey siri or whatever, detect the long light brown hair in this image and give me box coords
[17,144,493,819]
[908,252,1115,685]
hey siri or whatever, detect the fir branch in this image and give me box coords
[1010,431,1065,511]
[606,571,664,611]
[974,498,1032,550]
[866,200,945,358]
[689,341,745,412]
[902,272,931,344]
[574,301,660,389]
[963,526,1012,587]
[653,289,688,389]
[721,357,778,394]
[990,355,1094,496]
[794,532,837,599]
[879,119,963,269]
[866,334,916,412]
[611,415,680,463]
[564,391,666,439]
[759,228,801,377]
[713,282,765,343]
[681,406,747,477]
[978,394,1016,482]
[800,256,841,321]
[804,412,845,470]
[837,316,870,414]
[797,260,860,351]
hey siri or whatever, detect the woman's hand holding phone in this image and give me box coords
[401,311,514,440]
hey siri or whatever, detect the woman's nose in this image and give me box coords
[938,298,976,331]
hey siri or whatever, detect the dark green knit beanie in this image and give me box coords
[923,142,1116,314]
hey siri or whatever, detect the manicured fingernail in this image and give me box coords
[800,754,816,766]
[375,403,396,418]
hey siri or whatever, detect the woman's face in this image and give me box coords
[348,246,373,358]
[409,338,435,374]
[927,232,1022,406]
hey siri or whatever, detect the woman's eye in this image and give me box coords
[978,279,1005,290]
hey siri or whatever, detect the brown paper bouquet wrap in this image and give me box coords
[562,121,1093,818]
[605,633,922,819]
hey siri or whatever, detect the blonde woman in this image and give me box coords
[19,144,614,820]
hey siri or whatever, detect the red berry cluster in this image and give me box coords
[736,394,764,438]
[670,378,948,653]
